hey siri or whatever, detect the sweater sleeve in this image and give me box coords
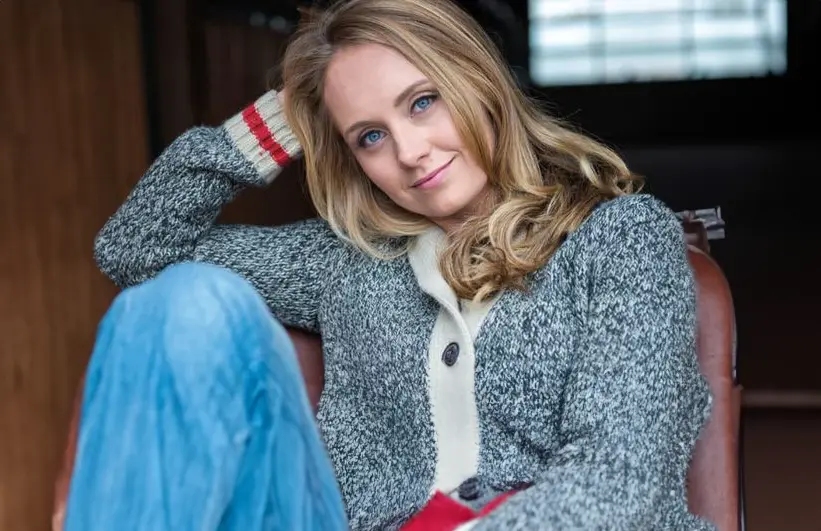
[94,90,340,332]
[471,203,713,530]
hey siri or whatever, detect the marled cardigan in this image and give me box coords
[94,91,715,530]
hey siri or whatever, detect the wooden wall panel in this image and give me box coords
[202,19,317,227]
[0,1,148,529]
[145,0,199,151]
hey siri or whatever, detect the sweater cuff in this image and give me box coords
[223,90,302,184]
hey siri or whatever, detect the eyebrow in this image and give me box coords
[343,79,430,139]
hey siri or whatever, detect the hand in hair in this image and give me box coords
[277,87,288,108]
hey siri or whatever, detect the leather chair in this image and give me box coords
[683,229,745,531]
[52,230,744,530]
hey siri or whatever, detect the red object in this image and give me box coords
[400,490,517,531]
[241,103,291,166]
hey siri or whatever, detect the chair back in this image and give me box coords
[685,243,742,531]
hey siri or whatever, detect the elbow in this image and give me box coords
[93,226,130,288]
[616,461,694,530]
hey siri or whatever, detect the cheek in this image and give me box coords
[357,157,403,196]
[435,114,486,165]
[435,113,464,150]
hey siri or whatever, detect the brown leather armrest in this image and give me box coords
[287,327,325,411]
[52,374,85,531]
[685,246,740,530]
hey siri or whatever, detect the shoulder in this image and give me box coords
[532,193,691,295]
[290,218,402,269]
[573,193,681,246]
[558,194,686,270]
[289,216,339,239]
[230,216,343,250]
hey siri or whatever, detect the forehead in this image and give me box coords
[323,43,428,127]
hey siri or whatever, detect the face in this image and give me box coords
[323,43,492,232]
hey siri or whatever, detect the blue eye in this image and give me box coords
[358,130,384,148]
[355,93,438,149]
[412,94,437,113]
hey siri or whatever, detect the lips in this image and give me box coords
[412,158,454,188]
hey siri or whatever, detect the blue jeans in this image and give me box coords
[64,262,348,531]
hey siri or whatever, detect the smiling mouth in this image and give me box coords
[412,158,454,188]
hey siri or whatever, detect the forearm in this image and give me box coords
[469,458,667,530]
[94,91,300,287]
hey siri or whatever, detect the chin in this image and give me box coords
[400,186,487,225]
[419,202,472,223]
[432,189,486,216]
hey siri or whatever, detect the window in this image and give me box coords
[528,0,787,86]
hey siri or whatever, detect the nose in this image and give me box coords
[393,124,431,168]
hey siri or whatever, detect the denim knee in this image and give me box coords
[104,262,292,382]
[144,261,263,309]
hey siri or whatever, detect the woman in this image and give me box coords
[65,0,714,529]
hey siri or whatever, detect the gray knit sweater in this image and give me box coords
[95,91,715,530]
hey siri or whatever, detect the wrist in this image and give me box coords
[223,90,302,183]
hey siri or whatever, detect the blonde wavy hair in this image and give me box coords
[281,0,642,301]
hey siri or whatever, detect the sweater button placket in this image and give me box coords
[441,342,460,366]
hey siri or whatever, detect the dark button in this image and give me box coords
[458,477,480,501]
[442,342,460,366]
